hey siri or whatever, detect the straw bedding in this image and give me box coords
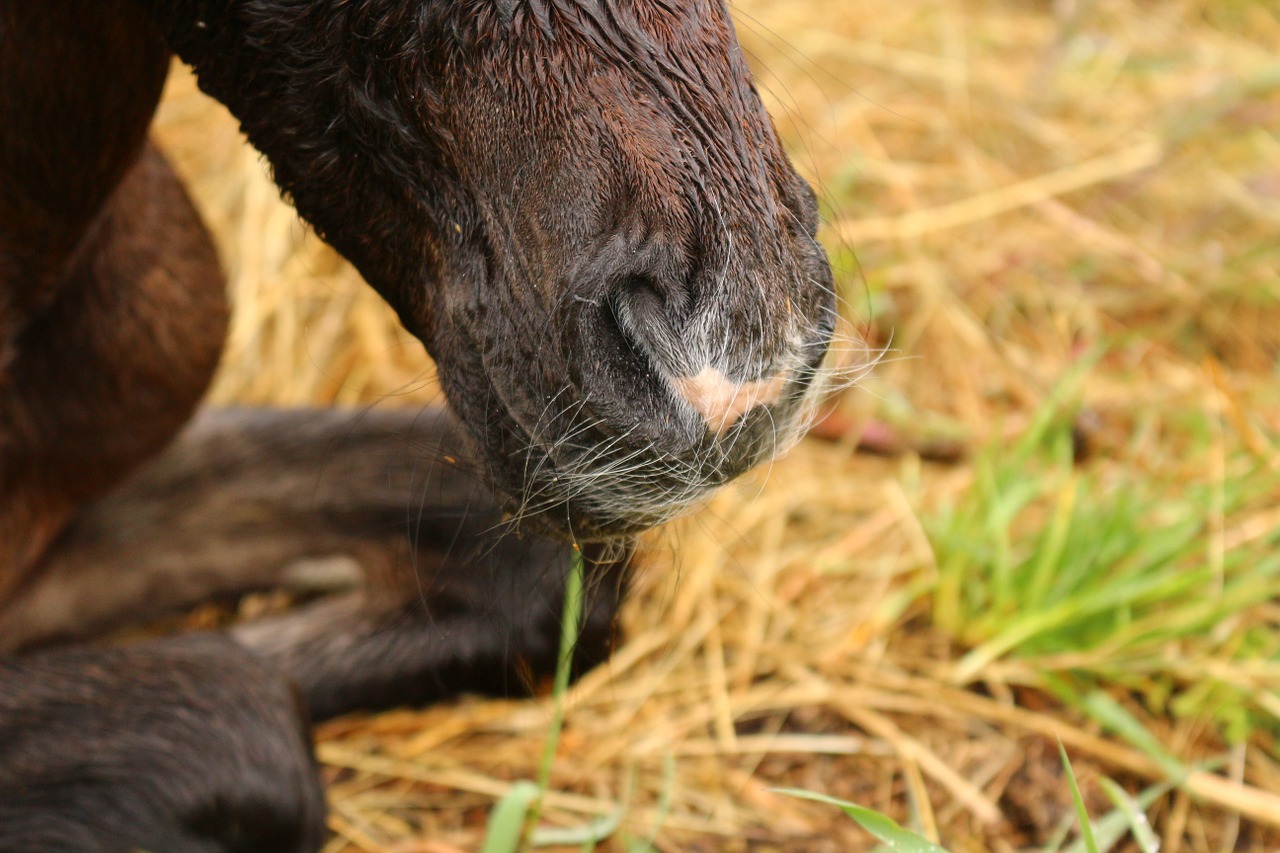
[149,1,1280,850]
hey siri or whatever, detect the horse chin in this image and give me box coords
[432,374,692,540]
[498,472,709,542]
[461,405,699,540]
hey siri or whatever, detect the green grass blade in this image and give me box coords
[1023,474,1080,608]
[530,808,623,848]
[526,546,587,835]
[482,781,542,853]
[1061,776,1174,853]
[1057,741,1099,853]
[1097,778,1160,853]
[773,788,950,853]
[483,546,587,853]
[1079,690,1186,779]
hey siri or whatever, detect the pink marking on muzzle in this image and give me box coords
[671,366,787,435]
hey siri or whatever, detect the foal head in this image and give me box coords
[160,0,837,537]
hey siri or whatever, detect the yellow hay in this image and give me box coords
[151,1,1280,850]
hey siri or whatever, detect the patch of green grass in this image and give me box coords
[778,746,1174,853]
[924,366,1280,748]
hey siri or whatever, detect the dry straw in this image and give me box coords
[152,1,1280,850]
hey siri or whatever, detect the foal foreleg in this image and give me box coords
[0,633,326,853]
[0,406,459,650]
[233,534,631,721]
[1,406,632,722]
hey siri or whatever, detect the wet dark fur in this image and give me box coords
[143,0,835,535]
[0,1,833,850]
[0,634,326,852]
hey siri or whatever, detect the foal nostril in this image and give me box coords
[609,275,691,378]
[608,276,793,436]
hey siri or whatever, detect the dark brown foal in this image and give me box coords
[0,1,835,849]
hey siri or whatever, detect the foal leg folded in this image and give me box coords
[0,406,493,650]
[2,405,633,719]
[0,632,326,853]
[233,535,630,721]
